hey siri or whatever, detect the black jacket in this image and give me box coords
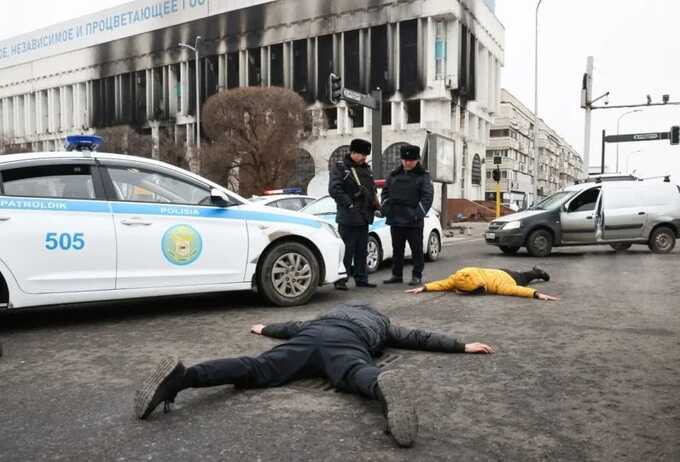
[261,301,465,356]
[329,154,379,226]
[381,163,434,228]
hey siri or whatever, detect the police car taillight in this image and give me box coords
[65,135,103,152]
[264,187,303,195]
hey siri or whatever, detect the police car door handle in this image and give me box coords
[120,217,152,226]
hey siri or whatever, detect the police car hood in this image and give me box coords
[494,209,546,223]
[236,203,327,225]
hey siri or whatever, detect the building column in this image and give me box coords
[13,96,23,138]
[180,61,189,115]
[283,42,291,88]
[239,50,247,87]
[218,53,226,90]
[425,17,435,85]
[146,69,154,121]
[24,94,34,137]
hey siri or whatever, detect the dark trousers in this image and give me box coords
[185,320,381,399]
[390,226,424,279]
[338,224,369,283]
[500,268,543,286]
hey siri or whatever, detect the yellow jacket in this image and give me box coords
[424,267,537,298]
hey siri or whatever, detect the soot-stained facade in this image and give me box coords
[0,0,504,200]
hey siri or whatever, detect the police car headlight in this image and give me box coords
[502,221,521,230]
[320,222,340,239]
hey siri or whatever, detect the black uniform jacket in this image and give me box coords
[381,163,434,228]
[328,154,379,226]
[261,301,465,356]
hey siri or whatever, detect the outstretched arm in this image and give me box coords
[253,321,309,339]
[387,325,494,354]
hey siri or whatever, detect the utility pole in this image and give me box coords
[582,56,593,178]
[532,0,545,201]
[179,36,202,157]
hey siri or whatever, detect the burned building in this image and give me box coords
[0,0,504,200]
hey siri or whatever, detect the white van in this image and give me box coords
[485,179,680,256]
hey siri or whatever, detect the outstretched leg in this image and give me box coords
[135,340,319,420]
[501,267,549,286]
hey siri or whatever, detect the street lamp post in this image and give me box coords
[532,0,544,203]
[178,36,202,153]
[615,109,642,173]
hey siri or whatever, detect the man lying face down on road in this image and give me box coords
[135,301,494,448]
[406,266,560,301]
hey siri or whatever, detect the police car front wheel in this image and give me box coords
[258,241,320,306]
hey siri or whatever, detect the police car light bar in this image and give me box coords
[65,135,103,152]
[264,187,303,195]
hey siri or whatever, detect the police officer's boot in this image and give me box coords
[383,276,404,284]
[135,356,187,419]
[376,370,418,448]
[408,277,422,286]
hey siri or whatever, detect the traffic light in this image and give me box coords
[329,73,342,104]
[492,167,501,182]
[671,125,679,145]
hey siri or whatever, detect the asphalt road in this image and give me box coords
[1,238,679,461]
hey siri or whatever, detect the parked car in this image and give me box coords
[249,189,316,211]
[485,178,680,256]
[0,137,346,309]
[300,195,443,273]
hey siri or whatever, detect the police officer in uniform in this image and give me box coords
[329,139,380,290]
[381,144,434,286]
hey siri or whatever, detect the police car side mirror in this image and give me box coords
[210,188,230,207]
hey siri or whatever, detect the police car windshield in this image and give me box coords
[532,191,574,210]
[301,196,337,215]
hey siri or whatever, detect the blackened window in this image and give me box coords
[227,52,239,89]
[248,48,262,86]
[370,25,389,93]
[458,24,477,100]
[293,39,309,98]
[324,108,338,130]
[204,56,219,100]
[405,100,420,124]
[317,35,334,102]
[344,30,360,92]
[490,129,510,137]
[349,104,364,128]
[121,73,132,123]
[270,44,284,87]
[399,19,419,95]
[105,76,116,126]
[188,60,197,115]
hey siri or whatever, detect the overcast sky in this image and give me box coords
[1,0,679,179]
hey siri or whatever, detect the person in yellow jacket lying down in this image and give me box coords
[405,266,560,301]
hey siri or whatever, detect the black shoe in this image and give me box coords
[383,276,404,284]
[377,371,418,448]
[334,280,349,291]
[533,266,550,282]
[135,357,186,419]
[355,280,377,288]
[409,277,422,286]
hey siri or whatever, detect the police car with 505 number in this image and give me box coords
[0,136,346,309]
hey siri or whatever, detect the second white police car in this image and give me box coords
[0,136,346,309]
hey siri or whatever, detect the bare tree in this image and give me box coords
[201,86,308,197]
[97,125,189,170]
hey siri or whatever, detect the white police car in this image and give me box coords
[300,195,442,273]
[249,188,317,211]
[0,136,346,309]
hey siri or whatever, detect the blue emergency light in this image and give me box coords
[65,135,103,152]
[264,187,303,195]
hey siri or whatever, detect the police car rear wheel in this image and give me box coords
[259,242,320,306]
[425,231,441,262]
[367,235,382,274]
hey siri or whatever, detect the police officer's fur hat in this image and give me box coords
[400,144,420,160]
[350,139,372,156]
